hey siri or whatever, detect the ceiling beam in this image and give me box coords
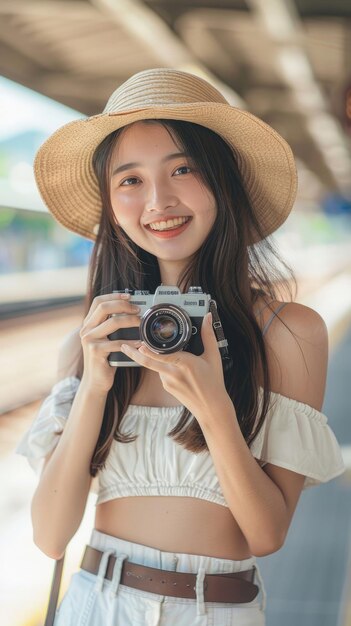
[0,1,93,18]
[91,0,246,107]
[0,20,58,69]
[246,0,351,193]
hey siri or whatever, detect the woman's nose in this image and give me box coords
[145,182,178,213]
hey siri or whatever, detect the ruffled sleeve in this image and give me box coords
[250,389,345,488]
[15,376,81,473]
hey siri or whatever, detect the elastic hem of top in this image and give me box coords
[95,484,229,507]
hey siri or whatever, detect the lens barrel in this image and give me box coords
[140,304,192,353]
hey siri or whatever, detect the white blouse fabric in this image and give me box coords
[16,376,345,507]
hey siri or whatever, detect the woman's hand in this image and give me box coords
[79,293,142,394]
[120,312,229,420]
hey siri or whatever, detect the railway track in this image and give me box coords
[0,296,84,321]
[0,300,84,415]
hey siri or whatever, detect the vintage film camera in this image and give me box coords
[108,285,214,367]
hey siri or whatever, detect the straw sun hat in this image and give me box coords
[34,68,297,243]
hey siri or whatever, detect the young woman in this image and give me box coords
[17,68,344,626]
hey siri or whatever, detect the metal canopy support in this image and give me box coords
[246,0,351,193]
[91,0,246,107]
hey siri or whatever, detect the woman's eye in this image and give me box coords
[120,177,139,186]
[174,166,191,176]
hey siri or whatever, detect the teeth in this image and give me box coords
[149,217,189,231]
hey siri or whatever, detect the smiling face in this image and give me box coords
[109,121,217,284]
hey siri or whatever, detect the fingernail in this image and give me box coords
[207,312,212,323]
[120,293,130,299]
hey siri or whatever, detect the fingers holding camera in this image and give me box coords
[120,343,174,374]
[120,313,226,413]
[83,337,142,360]
[82,294,140,332]
[79,293,141,393]
[81,312,141,340]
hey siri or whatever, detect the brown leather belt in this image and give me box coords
[81,545,259,604]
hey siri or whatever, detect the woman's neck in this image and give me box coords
[158,258,190,289]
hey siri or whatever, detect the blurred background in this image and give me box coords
[0,0,351,624]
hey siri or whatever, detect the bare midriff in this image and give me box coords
[94,497,251,560]
[93,367,253,560]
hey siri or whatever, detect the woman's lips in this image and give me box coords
[146,218,192,239]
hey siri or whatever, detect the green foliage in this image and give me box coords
[0,208,53,234]
[0,208,16,229]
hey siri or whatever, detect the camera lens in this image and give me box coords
[150,316,179,343]
[140,304,192,353]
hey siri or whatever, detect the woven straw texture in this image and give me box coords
[34,68,297,242]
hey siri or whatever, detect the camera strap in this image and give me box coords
[209,300,232,371]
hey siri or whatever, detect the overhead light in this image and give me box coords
[307,113,345,149]
[328,145,350,161]
[247,0,351,194]
[293,84,325,112]
[246,0,298,41]
[328,160,351,175]
[277,46,314,86]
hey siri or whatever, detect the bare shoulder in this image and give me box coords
[270,300,327,342]
[260,301,328,410]
[57,326,82,381]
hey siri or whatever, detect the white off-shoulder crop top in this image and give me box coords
[16,376,345,507]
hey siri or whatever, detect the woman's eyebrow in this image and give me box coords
[111,152,189,177]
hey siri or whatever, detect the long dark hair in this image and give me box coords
[77,119,296,476]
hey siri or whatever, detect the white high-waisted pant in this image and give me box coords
[54,530,266,626]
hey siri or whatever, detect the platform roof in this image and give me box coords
[1,0,351,203]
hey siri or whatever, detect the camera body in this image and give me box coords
[108,285,211,366]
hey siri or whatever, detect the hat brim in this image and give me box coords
[34,102,297,243]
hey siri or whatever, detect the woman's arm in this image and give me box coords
[198,303,328,556]
[31,292,142,559]
[31,329,107,559]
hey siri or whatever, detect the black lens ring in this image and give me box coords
[140,304,192,353]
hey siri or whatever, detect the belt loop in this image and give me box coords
[253,564,267,612]
[195,564,206,616]
[94,550,115,593]
[110,553,128,598]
